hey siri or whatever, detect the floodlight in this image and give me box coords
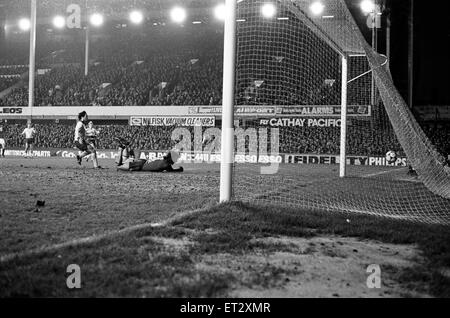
[170,7,186,23]
[18,18,31,31]
[361,0,375,14]
[310,2,325,16]
[261,3,276,18]
[52,15,66,29]
[90,13,104,27]
[214,4,226,21]
[129,11,144,24]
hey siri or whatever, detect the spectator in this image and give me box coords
[3,121,448,159]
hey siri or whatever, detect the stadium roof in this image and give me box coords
[289,0,366,55]
[0,0,220,18]
[0,0,367,56]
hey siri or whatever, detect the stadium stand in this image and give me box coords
[0,0,447,162]
[0,10,364,108]
[0,26,224,107]
[1,122,448,159]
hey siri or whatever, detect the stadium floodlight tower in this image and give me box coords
[85,13,104,76]
[360,0,377,106]
[25,0,37,117]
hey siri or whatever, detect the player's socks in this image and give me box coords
[92,152,99,168]
[116,148,125,166]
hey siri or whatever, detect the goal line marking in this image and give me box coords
[0,207,208,264]
[362,168,406,178]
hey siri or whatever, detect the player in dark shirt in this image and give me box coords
[115,140,183,172]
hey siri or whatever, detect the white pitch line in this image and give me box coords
[0,207,208,264]
[326,205,442,224]
[362,167,406,178]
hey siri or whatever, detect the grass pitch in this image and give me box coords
[0,157,449,297]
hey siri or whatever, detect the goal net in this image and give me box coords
[230,0,450,224]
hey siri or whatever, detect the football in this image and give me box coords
[386,150,398,164]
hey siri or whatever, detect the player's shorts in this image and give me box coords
[0,138,5,148]
[74,140,88,152]
[86,137,97,147]
[26,138,35,145]
[142,159,171,172]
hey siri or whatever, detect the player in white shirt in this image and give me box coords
[21,122,36,158]
[85,121,101,162]
[74,111,100,168]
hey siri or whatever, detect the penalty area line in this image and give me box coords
[0,207,208,264]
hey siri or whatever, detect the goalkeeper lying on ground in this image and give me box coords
[115,138,183,173]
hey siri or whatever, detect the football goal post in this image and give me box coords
[220,0,450,224]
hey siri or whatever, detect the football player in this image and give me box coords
[116,145,183,173]
[74,111,101,168]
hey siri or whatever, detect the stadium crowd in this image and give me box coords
[0,123,175,151]
[279,125,404,156]
[0,27,225,107]
[2,121,448,158]
[0,1,447,159]
[0,12,369,108]
[0,78,19,92]
[423,124,450,158]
